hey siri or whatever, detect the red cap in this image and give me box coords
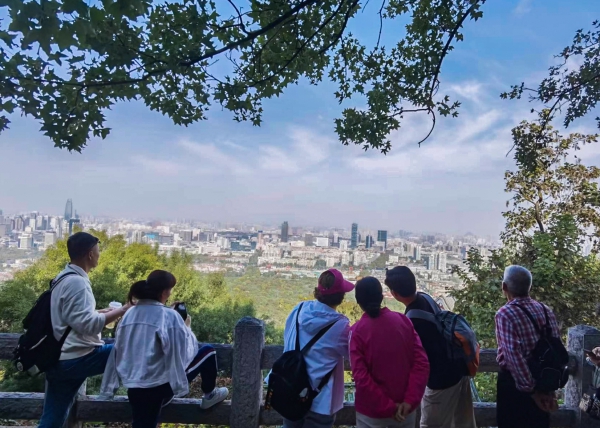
[318,269,355,295]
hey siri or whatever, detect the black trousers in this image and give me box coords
[127,345,218,428]
[497,370,550,428]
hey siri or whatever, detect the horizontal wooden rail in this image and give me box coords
[0,333,579,374]
[0,393,577,427]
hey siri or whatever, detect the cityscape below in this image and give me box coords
[0,199,502,307]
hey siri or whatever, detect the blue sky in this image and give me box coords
[1,0,599,236]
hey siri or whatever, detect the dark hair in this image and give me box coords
[313,270,345,307]
[67,232,100,260]
[355,277,383,318]
[384,266,417,297]
[128,270,177,304]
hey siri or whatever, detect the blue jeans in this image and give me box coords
[39,344,113,428]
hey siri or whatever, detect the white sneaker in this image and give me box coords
[200,387,228,409]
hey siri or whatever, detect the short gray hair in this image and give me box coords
[503,265,532,297]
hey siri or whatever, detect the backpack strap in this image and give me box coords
[294,302,305,352]
[50,271,80,344]
[420,293,441,314]
[513,303,544,337]
[301,319,340,353]
[49,271,79,291]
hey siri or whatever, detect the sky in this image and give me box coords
[1,0,599,237]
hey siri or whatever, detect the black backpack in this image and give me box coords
[265,302,339,421]
[514,303,569,392]
[13,272,78,375]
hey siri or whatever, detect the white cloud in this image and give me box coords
[448,82,485,105]
[513,0,532,17]
[132,156,180,175]
[178,140,252,175]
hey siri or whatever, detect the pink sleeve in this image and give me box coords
[403,321,430,409]
[350,327,397,417]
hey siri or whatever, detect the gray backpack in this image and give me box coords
[407,293,480,376]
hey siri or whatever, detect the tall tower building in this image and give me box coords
[64,199,73,221]
[351,223,358,249]
[365,235,373,249]
[414,245,422,261]
[437,252,447,272]
[377,230,388,250]
[281,221,289,243]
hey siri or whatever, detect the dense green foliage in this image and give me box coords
[0,0,486,151]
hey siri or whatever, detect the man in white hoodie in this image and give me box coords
[39,232,130,428]
[279,269,354,428]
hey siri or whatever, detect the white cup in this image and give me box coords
[105,301,123,329]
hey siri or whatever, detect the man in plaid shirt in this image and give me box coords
[495,265,561,428]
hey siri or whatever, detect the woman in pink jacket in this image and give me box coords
[350,276,429,428]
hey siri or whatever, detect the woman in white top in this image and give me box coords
[100,270,228,428]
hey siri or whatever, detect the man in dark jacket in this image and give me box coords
[386,266,476,428]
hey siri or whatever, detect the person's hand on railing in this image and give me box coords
[587,347,600,366]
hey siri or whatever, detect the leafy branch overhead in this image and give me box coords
[0,0,485,151]
[502,20,600,132]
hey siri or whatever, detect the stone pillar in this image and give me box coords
[565,325,600,427]
[230,317,265,428]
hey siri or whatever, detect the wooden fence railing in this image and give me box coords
[0,319,599,427]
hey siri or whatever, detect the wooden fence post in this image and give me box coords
[565,325,600,428]
[230,317,265,428]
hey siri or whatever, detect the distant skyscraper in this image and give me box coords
[413,245,421,261]
[304,233,314,247]
[426,254,436,270]
[19,234,33,250]
[351,223,358,248]
[437,252,447,272]
[281,221,289,243]
[377,230,388,250]
[45,231,57,247]
[181,230,193,242]
[64,199,73,221]
[365,235,374,249]
[68,218,80,235]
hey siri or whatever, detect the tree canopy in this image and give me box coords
[0,0,486,151]
[452,120,600,349]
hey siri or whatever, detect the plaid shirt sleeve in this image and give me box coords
[495,309,535,392]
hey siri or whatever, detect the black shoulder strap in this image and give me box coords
[51,272,79,343]
[420,292,441,314]
[513,303,543,336]
[50,271,79,291]
[316,366,335,393]
[302,319,340,354]
[294,302,305,351]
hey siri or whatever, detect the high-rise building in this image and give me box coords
[437,252,447,272]
[181,230,193,242]
[426,254,436,270]
[68,218,81,235]
[19,234,33,250]
[14,216,24,231]
[351,223,358,248]
[64,199,73,221]
[365,235,374,249]
[413,245,422,261]
[304,233,314,247]
[45,231,57,247]
[377,230,388,250]
[132,230,144,243]
[315,237,329,247]
[281,221,289,243]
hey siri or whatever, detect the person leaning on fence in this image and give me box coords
[268,269,353,428]
[350,276,429,428]
[100,270,228,428]
[385,266,476,428]
[495,265,561,428]
[39,232,132,428]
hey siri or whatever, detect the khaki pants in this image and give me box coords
[356,411,416,428]
[420,377,476,428]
